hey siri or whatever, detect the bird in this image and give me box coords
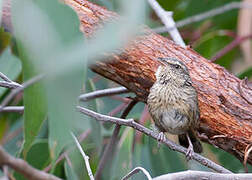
[147,57,202,158]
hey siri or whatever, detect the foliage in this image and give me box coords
[0,0,252,179]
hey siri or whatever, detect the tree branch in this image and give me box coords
[71,132,94,180]
[0,146,61,180]
[0,81,22,89]
[147,0,185,47]
[153,170,252,180]
[211,34,252,62]
[122,166,152,180]
[77,106,232,174]
[0,106,24,113]
[79,87,129,102]
[153,2,252,33]
[0,72,22,89]
[65,0,252,165]
[0,74,44,111]
[95,98,138,180]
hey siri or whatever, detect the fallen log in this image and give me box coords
[65,0,252,164]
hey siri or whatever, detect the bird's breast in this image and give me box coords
[147,83,198,133]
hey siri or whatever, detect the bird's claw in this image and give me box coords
[157,132,166,148]
[185,143,194,160]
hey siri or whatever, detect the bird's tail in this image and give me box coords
[178,130,203,153]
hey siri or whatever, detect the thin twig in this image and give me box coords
[153,2,252,33]
[95,125,121,180]
[0,72,12,82]
[153,170,252,180]
[0,106,24,113]
[2,166,9,180]
[122,166,152,180]
[95,99,138,180]
[120,98,138,119]
[71,132,95,180]
[77,106,232,174]
[0,146,61,180]
[0,74,44,111]
[0,81,22,89]
[108,102,129,116]
[0,72,22,89]
[79,87,129,102]
[147,0,185,47]
[44,129,91,172]
[1,127,23,145]
[135,105,149,143]
[211,34,252,62]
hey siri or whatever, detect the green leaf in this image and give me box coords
[12,0,48,157]
[12,0,85,160]
[145,137,186,176]
[64,162,79,180]
[67,142,95,180]
[46,70,84,160]
[186,0,238,29]
[3,117,23,156]
[19,45,47,157]
[238,67,252,79]
[194,31,236,69]
[208,144,252,172]
[0,115,7,140]
[82,79,102,153]
[132,143,153,180]
[111,128,134,179]
[14,140,51,180]
[0,48,22,97]
[0,28,11,53]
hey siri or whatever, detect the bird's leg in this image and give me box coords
[157,132,166,148]
[151,124,166,148]
[186,133,194,160]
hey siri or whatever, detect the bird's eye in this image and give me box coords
[174,64,180,69]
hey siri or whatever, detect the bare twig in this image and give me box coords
[0,146,61,180]
[0,81,22,89]
[95,125,121,180]
[1,166,9,180]
[0,72,12,83]
[77,106,232,174]
[71,132,94,180]
[0,72,22,89]
[120,98,138,119]
[108,102,129,116]
[153,2,252,33]
[122,167,152,180]
[44,129,91,172]
[0,106,24,113]
[153,170,252,180]
[147,0,185,47]
[0,74,44,111]
[135,105,149,143]
[1,127,23,145]
[211,34,252,62]
[95,99,138,180]
[79,87,129,102]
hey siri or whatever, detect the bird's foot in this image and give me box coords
[186,144,194,160]
[185,133,194,160]
[157,132,166,148]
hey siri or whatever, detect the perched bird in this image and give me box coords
[147,57,202,158]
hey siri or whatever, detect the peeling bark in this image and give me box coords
[65,0,252,164]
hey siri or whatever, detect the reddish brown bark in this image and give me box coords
[65,0,252,164]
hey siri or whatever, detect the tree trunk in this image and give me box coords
[65,0,252,165]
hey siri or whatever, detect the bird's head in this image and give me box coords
[155,57,191,86]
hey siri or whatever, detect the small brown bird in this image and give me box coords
[147,57,202,158]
